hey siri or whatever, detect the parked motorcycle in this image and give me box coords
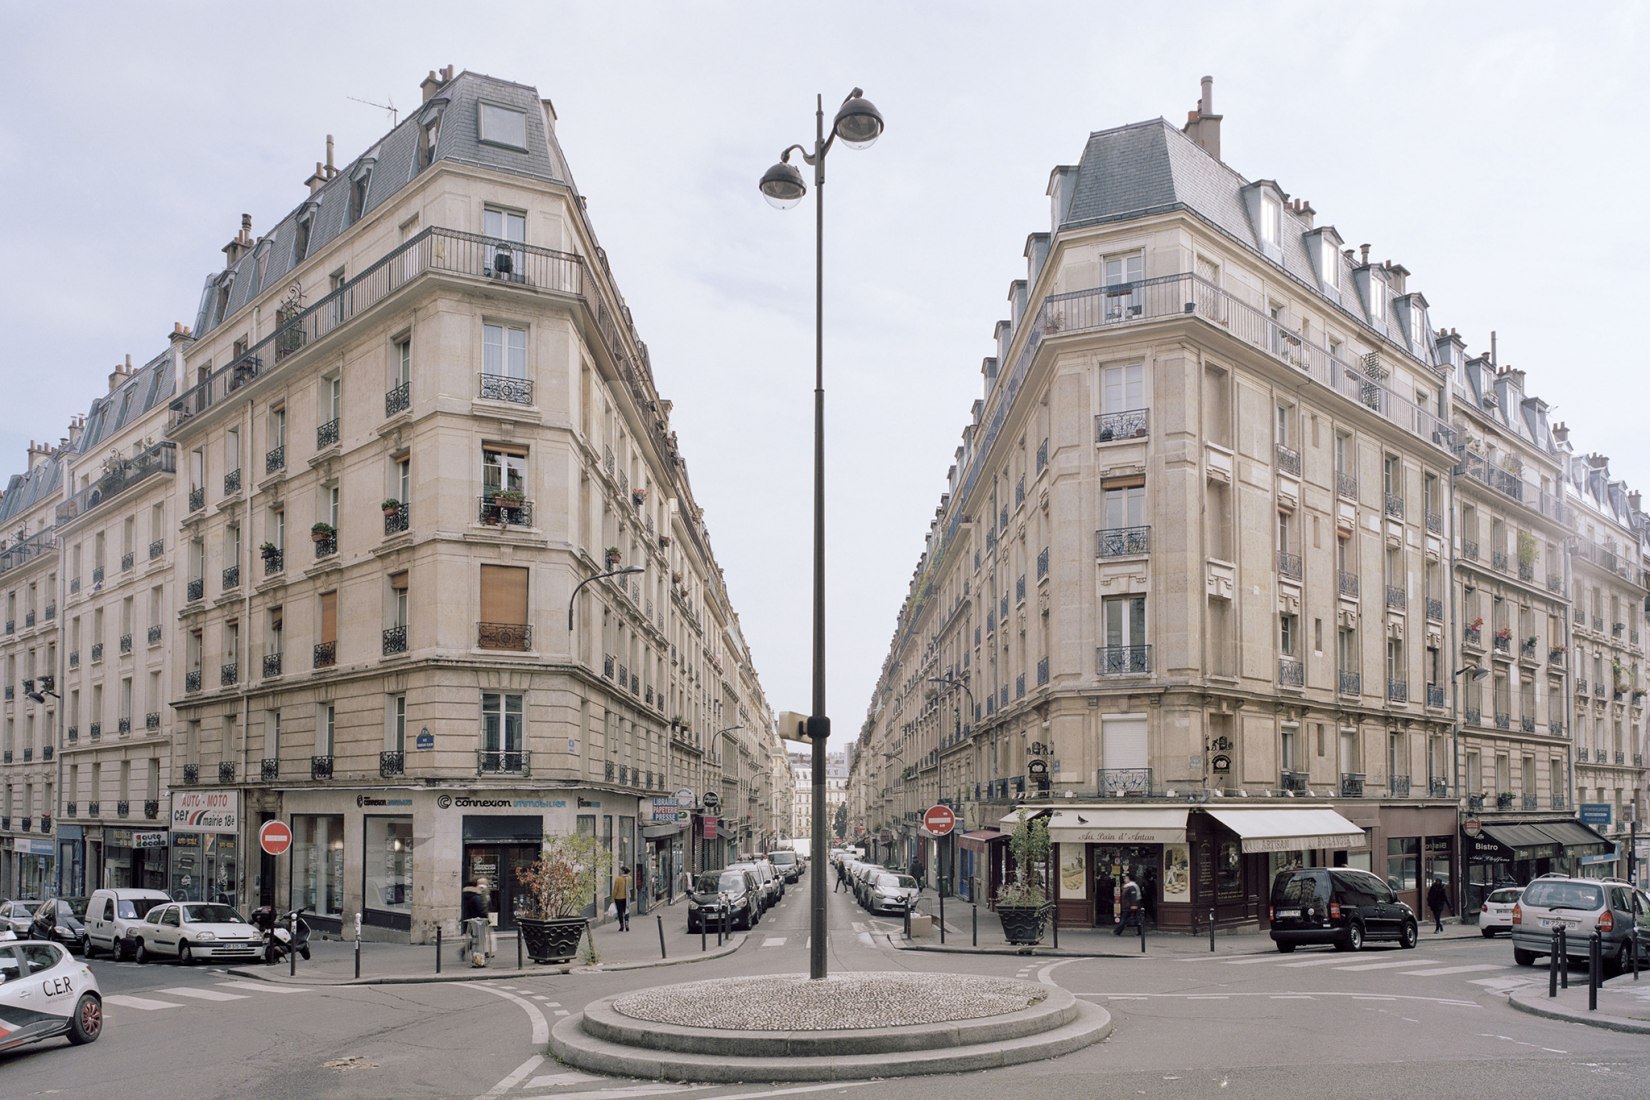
[251,905,311,965]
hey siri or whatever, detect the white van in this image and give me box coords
[85,888,172,960]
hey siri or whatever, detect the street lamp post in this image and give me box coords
[927,675,975,898]
[759,88,884,981]
[567,565,645,631]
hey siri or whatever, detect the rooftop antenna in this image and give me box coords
[348,94,398,126]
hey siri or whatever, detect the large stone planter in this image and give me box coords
[997,903,1052,946]
[519,916,587,963]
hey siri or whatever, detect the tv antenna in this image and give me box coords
[348,95,398,125]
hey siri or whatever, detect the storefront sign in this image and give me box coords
[434,795,567,809]
[132,832,168,850]
[16,838,54,856]
[1579,803,1612,826]
[651,797,681,823]
[1241,833,1363,854]
[703,816,718,840]
[171,789,240,833]
[1062,827,1179,844]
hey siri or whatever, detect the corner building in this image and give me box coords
[160,67,777,940]
[851,82,1625,932]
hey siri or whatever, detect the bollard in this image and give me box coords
[289,910,296,978]
[436,926,442,975]
[972,903,978,947]
[1549,928,1560,998]
[657,914,667,959]
[354,913,362,980]
[1559,926,1569,989]
[1140,909,1146,953]
[516,927,523,969]
[1589,932,1600,1012]
[1633,927,1641,982]
[701,916,707,952]
[939,888,946,945]
[1209,909,1216,953]
[904,904,911,938]
[1051,903,1058,949]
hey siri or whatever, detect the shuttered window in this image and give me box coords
[479,565,528,650]
[319,591,337,645]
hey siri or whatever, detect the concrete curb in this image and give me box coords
[1505,984,1650,1035]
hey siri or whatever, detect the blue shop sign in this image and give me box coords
[1579,803,1612,826]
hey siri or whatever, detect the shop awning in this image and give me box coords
[957,829,1008,853]
[998,807,1051,827]
[1205,806,1367,854]
[642,822,684,839]
[1048,807,1188,844]
[1533,819,1614,857]
[1477,822,1562,860]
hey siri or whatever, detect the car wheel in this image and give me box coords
[1513,947,1538,967]
[67,993,102,1045]
[300,945,310,961]
[84,941,99,959]
[1400,920,1418,949]
[1275,941,1297,953]
[134,939,150,964]
[1343,923,1365,952]
[179,942,193,966]
[1482,928,1497,938]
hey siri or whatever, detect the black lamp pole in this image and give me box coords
[760,88,884,981]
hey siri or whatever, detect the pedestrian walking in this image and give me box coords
[1427,878,1448,933]
[461,877,494,967]
[834,859,847,893]
[1115,873,1142,935]
[612,864,632,931]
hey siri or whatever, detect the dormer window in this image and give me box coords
[1321,238,1340,289]
[478,102,528,151]
[349,175,370,225]
[293,208,315,265]
[1369,282,1385,322]
[1261,197,1281,247]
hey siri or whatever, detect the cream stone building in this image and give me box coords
[850,80,1635,930]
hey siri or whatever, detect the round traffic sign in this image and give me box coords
[1462,817,1482,838]
[923,805,956,836]
[702,791,721,812]
[675,787,696,808]
[259,819,293,856]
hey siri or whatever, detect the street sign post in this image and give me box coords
[259,819,293,856]
[923,805,955,836]
[703,791,721,812]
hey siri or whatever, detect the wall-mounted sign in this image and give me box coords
[171,790,239,834]
[415,727,434,750]
[1211,754,1232,773]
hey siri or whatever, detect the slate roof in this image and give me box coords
[75,347,177,455]
[193,70,573,339]
[0,449,63,525]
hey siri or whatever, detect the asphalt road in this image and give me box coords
[7,894,1649,1100]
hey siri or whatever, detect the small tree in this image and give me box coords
[833,803,848,840]
[515,834,611,919]
[997,809,1050,907]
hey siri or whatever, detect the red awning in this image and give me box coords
[957,829,1008,852]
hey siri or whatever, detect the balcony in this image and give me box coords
[0,528,57,580]
[1094,408,1149,442]
[1520,717,1536,733]
[1275,443,1301,476]
[385,381,411,418]
[89,721,102,740]
[1338,670,1361,696]
[1492,632,1511,653]
[478,495,534,527]
[313,642,336,669]
[379,750,405,778]
[148,624,162,645]
[1096,525,1151,557]
[313,533,337,559]
[66,725,77,743]
[263,652,283,677]
[118,717,131,736]
[1466,793,1485,812]
[219,762,236,784]
[1097,768,1153,796]
[263,548,284,575]
[1096,645,1151,676]
[1426,597,1443,622]
[311,756,334,780]
[1465,707,1481,724]
[382,625,407,656]
[43,603,54,620]
[1390,775,1412,797]
[1036,438,1047,474]
[1276,550,1302,580]
[1576,679,1589,696]
[478,749,530,775]
[383,502,410,536]
[1037,546,1049,580]
[221,662,238,686]
[224,468,241,495]
[117,801,129,819]
[1519,639,1538,664]
[90,642,103,663]
[1338,571,1360,598]
[1385,494,1404,518]
[1496,792,1515,809]
[1426,683,1446,708]
[1336,472,1358,500]
[55,441,177,526]
[265,445,285,474]
[1495,712,1511,730]
[479,374,534,405]
[1548,721,1565,737]
[223,565,240,590]
[1279,657,1304,687]
[1549,647,1565,667]
[1547,575,1564,595]
[182,763,199,785]
[479,622,532,651]
[186,578,204,602]
[1385,585,1406,610]
[1340,772,1366,798]
[261,758,279,781]
[1428,777,1448,798]
[188,486,205,513]
[1280,769,1309,794]
[1426,511,1442,535]
[1387,678,1408,703]
[92,565,105,585]
[1518,561,1534,582]
[1462,539,1479,561]
[1491,550,1510,572]
[1037,655,1049,687]
[146,712,160,731]
[316,418,340,449]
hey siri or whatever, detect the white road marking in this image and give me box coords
[473,985,550,1045]
[1074,991,1481,1008]
[1336,958,1440,972]
[1271,995,1314,1000]
[857,932,874,945]
[217,981,311,993]
[526,1088,695,1099]
[103,994,181,1011]
[523,1071,603,1088]
[157,986,247,1002]
[1400,964,1512,976]
[478,1055,543,1099]
[1470,977,1536,990]
[1279,956,1358,967]
[762,936,787,947]
[1217,955,1295,965]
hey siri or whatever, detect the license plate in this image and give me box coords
[1537,917,1574,929]
[1276,908,1301,918]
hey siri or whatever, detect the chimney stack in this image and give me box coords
[1551,421,1569,444]
[1631,490,1643,514]
[305,160,327,195]
[1180,74,1223,161]
[325,134,336,179]
[222,213,255,265]
[26,439,53,472]
[1358,243,1371,266]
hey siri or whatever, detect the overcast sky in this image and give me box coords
[4,2,1646,747]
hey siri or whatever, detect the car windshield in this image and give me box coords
[183,904,244,924]
[1487,888,1522,904]
[879,875,918,890]
[769,852,796,866]
[118,898,165,920]
[64,898,89,919]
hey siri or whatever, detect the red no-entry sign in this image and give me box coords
[259,819,293,856]
[923,805,956,836]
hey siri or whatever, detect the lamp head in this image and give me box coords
[26,691,45,704]
[1470,666,1489,681]
[833,89,884,150]
[759,159,806,209]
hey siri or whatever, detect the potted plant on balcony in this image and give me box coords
[995,808,1052,945]
[381,497,401,517]
[605,546,622,569]
[1496,791,1515,809]
[259,541,280,563]
[1494,626,1512,646]
[491,488,525,523]
[310,522,335,545]
[513,833,608,964]
[632,486,648,506]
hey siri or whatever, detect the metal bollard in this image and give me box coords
[289,911,297,978]
[1559,926,1569,989]
[972,903,978,947]
[1589,932,1600,1012]
[1051,903,1058,949]
[436,926,442,975]
[1549,928,1560,998]
[1209,909,1216,953]
[1140,910,1146,952]
[1633,927,1641,982]
[517,928,523,969]
[701,916,707,952]
[657,914,667,959]
[904,904,911,938]
[939,888,946,946]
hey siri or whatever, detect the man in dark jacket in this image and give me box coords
[462,878,492,966]
[1426,879,1449,933]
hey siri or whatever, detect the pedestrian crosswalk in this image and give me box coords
[105,981,311,1012]
[1178,951,1538,990]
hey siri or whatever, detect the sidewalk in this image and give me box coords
[226,898,744,986]
[1508,971,1650,1034]
[893,887,1488,958]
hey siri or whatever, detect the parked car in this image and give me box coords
[866,872,920,915]
[130,901,263,964]
[686,869,760,932]
[0,900,37,938]
[767,850,803,883]
[1479,885,1524,937]
[727,861,780,910]
[1268,867,1419,952]
[853,864,889,907]
[84,888,171,960]
[1509,876,1650,976]
[29,899,90,955]
[0,938,102,1050]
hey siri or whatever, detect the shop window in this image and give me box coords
[292,814,345,918]
[364,816,413,917]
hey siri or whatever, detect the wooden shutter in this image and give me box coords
[319,591,337,645]
[480,565,528,626]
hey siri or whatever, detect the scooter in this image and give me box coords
[252,905,312,965]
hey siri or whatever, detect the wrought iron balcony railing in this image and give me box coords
[182,762,199,785]
[1275,443,1301,476]
[384,502,410,536]
[148,624,162,645]
[221,662,238,686]
[1426,597,1443,621]
[1387,678,1408,703]
[1385,585,1406,610]
[261,758,279,781]
[146,712,160,731]
[316,418,340,449]
[314,533,337,559]
[223,565,239,590]
[478,749,530,774]
[186,578,204,602]
[1338,670,1361,696]
[382,625,408,656]
[224,468,241,495]
[1280,770,1309,794]
[1096,645,1152,676]
[1336,472,1358,500]
[266,445,285,474]
[264,549,283,575]
[311,756,333,780]
[1277,550,1302,579]
[1094,408,1149,442]
[1279,657,1304,687]
[313,642,336,669]
[1429,777,1449,798]
[1426,683,1445,708]
[219,762,236,784]
[1340,772,1366,798]
[54,441,177,526]
[385,381,411,417]
[478,622,531,650]
[1097,768,1152,796]
[263,652,282,677]
[1096,526,1150,557]
[379,750,405,778]
[478,495,534,527]
[1338,571,1360,598]
[479,373,534,404]
[1390,775,1411,797]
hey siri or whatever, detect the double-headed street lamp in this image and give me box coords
[759,87,885,981]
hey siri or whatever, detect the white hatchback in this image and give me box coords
[1479,885,1523,937]
[0,939,102,1052]
[132,902,264,964]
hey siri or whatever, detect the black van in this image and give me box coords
[1268,867,1419,953]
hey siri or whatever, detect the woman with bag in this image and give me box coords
[611,865,632,930]
[461,877,495,966]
